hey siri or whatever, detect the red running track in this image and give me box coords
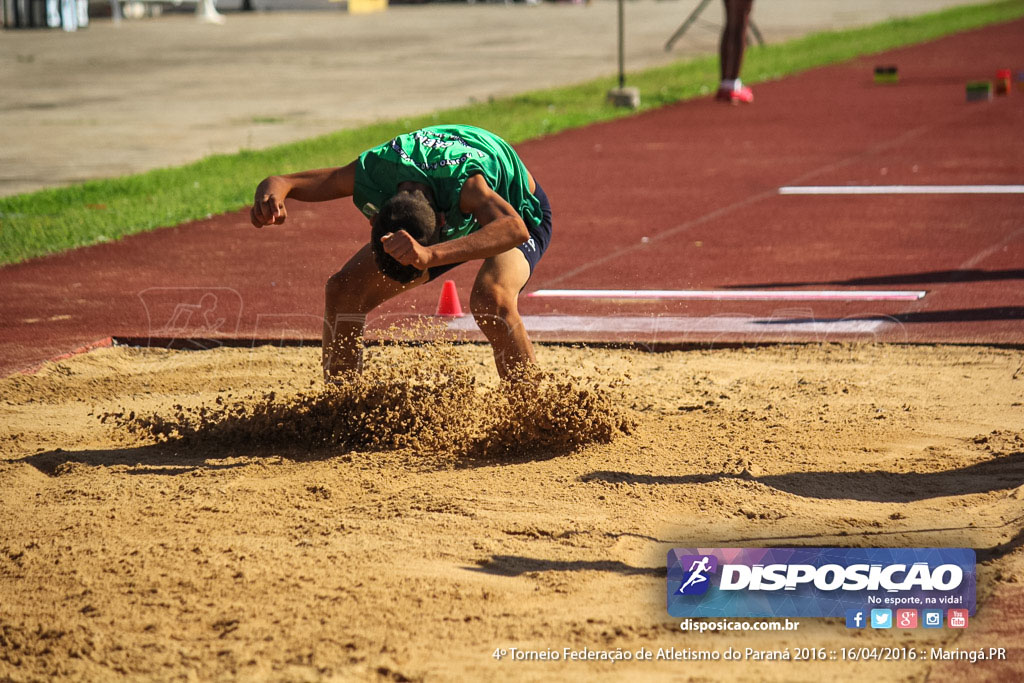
[2,19,1023,375]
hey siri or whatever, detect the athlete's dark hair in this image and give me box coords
[370,190,441,284]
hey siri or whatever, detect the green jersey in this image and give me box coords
[353,125,542,241]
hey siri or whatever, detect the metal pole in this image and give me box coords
[664,0,713,52]
[747,19,765,46]
[607,0,639,108]
[617,0,625,89]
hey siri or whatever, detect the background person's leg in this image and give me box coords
[470,249,535,381]
[323,244,427,380]
[718,0,755,103]
[720,0,752,81]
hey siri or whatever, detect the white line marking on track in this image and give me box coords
[779,185,1024,195]
[528,289,925,301]
[448,315,890,336]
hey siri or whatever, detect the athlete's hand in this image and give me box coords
[381,231,433,269]
[250,177,289,228]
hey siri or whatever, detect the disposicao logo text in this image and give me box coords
[667,548,975,619]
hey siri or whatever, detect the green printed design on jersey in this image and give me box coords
[354,125,542,241]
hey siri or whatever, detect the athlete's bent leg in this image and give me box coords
[470,248,535,381]
[323,244,426,380]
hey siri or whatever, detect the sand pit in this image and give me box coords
[1,342,1022,681]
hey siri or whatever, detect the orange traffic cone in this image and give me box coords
[435,280,464,317]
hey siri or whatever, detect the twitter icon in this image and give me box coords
[871,609,892,629]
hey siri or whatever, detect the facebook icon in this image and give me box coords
[845,609,866,629]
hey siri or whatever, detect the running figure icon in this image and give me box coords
[678,556,713,594]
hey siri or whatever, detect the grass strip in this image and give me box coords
[2,0,1022,265]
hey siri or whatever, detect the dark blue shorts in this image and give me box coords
[427,181,553,282]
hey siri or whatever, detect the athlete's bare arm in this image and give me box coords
[382,174,530,270]
[250,162,356,228]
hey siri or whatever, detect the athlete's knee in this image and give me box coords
[470,283,519,330]
[325,270,375,313]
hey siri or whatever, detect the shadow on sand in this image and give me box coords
[581,450,1024,504]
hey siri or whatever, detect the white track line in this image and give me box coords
[779,185,1024,195]
[528,289,925,301]
[448,315,889,335]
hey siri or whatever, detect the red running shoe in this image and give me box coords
[715,85,754,104]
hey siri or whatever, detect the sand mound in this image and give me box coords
[476,367,634,459]
[101,339,632,461]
